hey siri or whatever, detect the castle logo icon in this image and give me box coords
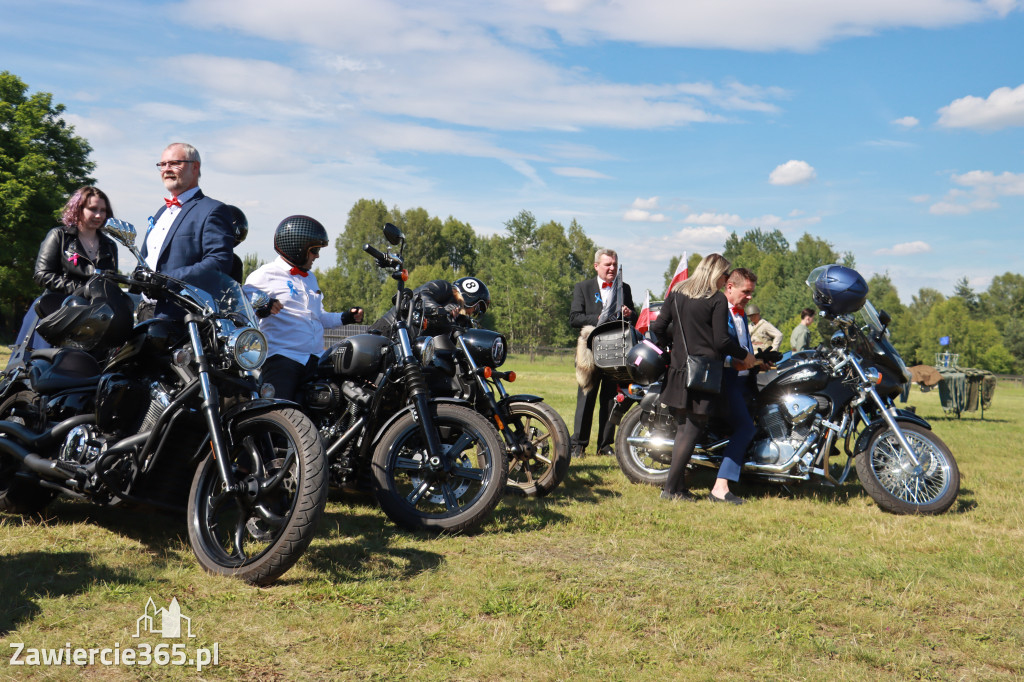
[134,597,196,639]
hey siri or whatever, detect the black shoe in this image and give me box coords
[661,490,696,502]
[571,443,588,459]
[598,445,615,457]
[708,491,744,505]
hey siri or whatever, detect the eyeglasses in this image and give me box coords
[308,247,322,255]
[155,160,196,170]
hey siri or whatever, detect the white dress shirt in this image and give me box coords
[729,307,755,377]
[244,257,346,364]
[144,186,201,271]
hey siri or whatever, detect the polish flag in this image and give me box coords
[635,290,652,335]
[664,252,688,297]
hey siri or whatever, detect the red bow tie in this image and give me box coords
[601,281,613,289]
[732,305,745,316]
[164,196,181,208]
[289,267,308,277]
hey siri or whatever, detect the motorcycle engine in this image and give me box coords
[60,424,107,465]
[750,395,820,465]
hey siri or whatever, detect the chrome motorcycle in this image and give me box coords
[296,223,507,533]
[0,219,327,584]
[616,267,960,515]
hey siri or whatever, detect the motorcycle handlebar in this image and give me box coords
[363,243,402,269]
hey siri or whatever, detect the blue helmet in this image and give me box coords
[808,265,868,315]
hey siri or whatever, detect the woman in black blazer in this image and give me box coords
[649,253,755,503]
[33,186,118,317]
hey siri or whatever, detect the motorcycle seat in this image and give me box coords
[29,348,61,362]
[29,348,102,394]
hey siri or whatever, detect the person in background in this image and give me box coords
[33,186,119,317]
[225,205,248,284]
[244,215,363,401]
[369,277,491,335]
[568,248,635,457]
[791,307,815,353]
[746,303,783,353]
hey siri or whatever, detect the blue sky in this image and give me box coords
[3,0,1023,305]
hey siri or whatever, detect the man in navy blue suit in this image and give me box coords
[138,142,233,318]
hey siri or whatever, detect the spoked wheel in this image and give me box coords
[614,407,671,486]
[372,403,507,533]
[855,422,960,515]
[0,390,56,515]
[187,408,327,585]
[504,401,571,497]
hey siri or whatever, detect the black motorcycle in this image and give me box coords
[295,223,507,533]
[0,219,327,585]
[416,323,571,497]
[615,265,960,515]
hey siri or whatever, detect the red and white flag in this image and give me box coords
[664,252,688,298]
[635,290,652,335]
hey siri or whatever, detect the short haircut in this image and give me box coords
[801,307,815,319]
[594,248,617,264]
[165,142,201,177]
[728,267,757,286]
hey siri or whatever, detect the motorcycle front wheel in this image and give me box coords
[372,403,507,533]
[187,407,327,585]
[504,401,571,497]
[855,422,960,515]
[614,407,671,486]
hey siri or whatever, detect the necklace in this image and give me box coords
[78,232,100,261]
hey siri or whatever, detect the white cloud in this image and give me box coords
[623,209,668,222]
[632,196,660,210]
[951,170,1024,195]
[929,201,972,215]
[874,241,933,256]
[909,194,930,203]
[892,116,919,128]
[683,212,745,226]
[769,160,817,186]
[929,169,1024,214]
[937,83,1024,130]
[551,166,611,179]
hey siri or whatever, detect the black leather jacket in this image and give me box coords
[370,280,460,334]
[34,225,119,295]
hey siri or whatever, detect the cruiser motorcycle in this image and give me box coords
[417,323,571,497]
[0,219,327,585]
[296,223,507,533]
[615,265,960,515]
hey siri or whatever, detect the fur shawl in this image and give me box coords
[575,325,597,393]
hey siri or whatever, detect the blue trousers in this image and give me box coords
[717,369,756,482]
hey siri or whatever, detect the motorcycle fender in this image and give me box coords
[221,398,302,431]
[503,394,543,404]
[370,397,471,446]
[854,410,932,454]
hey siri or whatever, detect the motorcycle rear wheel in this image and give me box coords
[187,407,327,585]
[0,390,57,515]
[855,422,960,515]
[614,407,671,486]
[372,403,507,533]
[504,401,570,497]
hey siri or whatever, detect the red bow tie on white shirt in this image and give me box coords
[164,196,181,208]
[601,281,612,289]
[289,267,308,277]
[732,305,744,316]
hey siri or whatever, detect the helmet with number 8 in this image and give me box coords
[452,277,490,316]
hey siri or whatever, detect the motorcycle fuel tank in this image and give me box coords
[760,362,830,398]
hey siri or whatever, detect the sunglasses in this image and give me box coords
[308,247,322,255]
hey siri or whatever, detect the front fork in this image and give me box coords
[186,318,237,489]
[845,352,922,467]
[396,325,449,471]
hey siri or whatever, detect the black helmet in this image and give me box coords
[452,277,490,316]
[274,215,328,269]
[36,278,134,351]
[226,205,248,246]
[808,265,868,315]
[626,340,669,385]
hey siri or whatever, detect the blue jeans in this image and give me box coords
[717,369,756,482]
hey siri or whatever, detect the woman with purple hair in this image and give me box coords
[33,186,119,316]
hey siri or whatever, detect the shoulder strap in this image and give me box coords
[673,296,690,356]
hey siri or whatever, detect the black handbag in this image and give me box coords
[674,298,722,395]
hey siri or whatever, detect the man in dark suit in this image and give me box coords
[138,142,233,318]
[569,248,635,457]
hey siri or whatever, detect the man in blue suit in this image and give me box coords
[138,142,233,318]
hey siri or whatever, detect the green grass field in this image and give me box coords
[2,350,1023,680]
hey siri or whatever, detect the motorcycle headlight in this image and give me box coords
[227,327,268,370]
[490,336,506,367]
[420,336,437,367]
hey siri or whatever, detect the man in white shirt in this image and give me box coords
[244,215,363,401]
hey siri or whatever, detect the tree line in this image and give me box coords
[2,71,1021,374]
